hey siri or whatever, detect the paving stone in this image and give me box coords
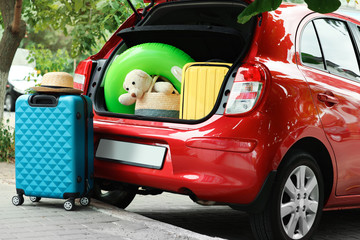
[0,162,220,240]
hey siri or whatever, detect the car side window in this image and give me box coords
[300,21,325,70]
[314,18,360,81]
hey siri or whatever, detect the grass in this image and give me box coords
[0,120,15,163]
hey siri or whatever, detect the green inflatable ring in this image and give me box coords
[104,43,194,114]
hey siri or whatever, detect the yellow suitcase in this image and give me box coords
[180,62,232,120]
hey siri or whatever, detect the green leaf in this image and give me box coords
[96,0,108,10]
[75,0,83,12]
[304,0,341,13]
[237,0,282,24]
[111,1,120,9]
[114,15,121,25]
[64,2,72,11]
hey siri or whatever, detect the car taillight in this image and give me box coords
[74,60,93,93]
[225,62,268,115]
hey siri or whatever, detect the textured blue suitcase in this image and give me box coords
[12,94,94,211]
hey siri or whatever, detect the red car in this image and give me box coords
[74,1,360,239]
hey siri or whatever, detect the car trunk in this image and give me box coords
[92,0,257,122]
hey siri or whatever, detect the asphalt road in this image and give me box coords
[127,193,360,240]
[128,195,254,240]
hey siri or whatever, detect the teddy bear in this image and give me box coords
[118,69,177,105]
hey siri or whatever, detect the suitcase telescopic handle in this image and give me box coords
[29,95,58,107]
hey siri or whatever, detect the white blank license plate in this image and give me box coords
[95,139,167,169]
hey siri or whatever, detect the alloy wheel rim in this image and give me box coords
[280,165,319,239]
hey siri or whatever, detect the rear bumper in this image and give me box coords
[95,152,277,212]
[93,114,277,206]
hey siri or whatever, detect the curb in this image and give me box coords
[91,201,223,240]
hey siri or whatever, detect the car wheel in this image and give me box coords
[5,94,14,112]
[93,180,137,209]
[250,151,324,240]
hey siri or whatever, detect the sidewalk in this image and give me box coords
[2,111,15,130]
[0,162,221,240]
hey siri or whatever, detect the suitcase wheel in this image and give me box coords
[29,197,41,203]
[64,199,75,211]
[12,195,24,206]
[80,197,91,207]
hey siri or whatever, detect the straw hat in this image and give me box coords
[31,72,83,94]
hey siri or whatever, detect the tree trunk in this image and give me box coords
[0,71,9,120]
[0,0,26,120]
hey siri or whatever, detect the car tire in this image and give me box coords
[93,181,137,209]
[5,94,15,112]
[250,151,324,240]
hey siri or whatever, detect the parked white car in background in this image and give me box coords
[5,65,40,111]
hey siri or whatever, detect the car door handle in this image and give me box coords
[317,92,339,105]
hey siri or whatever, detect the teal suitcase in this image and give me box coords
[12,94,94,211]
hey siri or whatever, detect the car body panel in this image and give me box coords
[295,12,360,198]
[92,4,320,205]
[80,2,360,211]
[301,67,360,196]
